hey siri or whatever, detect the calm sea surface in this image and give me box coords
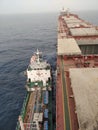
[0,11,98,130]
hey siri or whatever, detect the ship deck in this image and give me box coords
[24,91,36,123]
[56,55,98,130]
[16,87,53,130]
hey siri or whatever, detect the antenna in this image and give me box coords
[35,49,42,63]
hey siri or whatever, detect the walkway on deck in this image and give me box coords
[23,91,36,130]
[56,56,71,130]
[61,57,71,130]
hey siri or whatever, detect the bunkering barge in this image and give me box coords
[16,49,53,130]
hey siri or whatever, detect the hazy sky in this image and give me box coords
[0,0,98,14]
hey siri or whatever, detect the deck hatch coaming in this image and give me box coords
[69,68,98,130]
[70,28,98,36]
[57,38,81,55]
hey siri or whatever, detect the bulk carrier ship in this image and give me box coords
[56,9,98,130]
[16,49,53,130]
